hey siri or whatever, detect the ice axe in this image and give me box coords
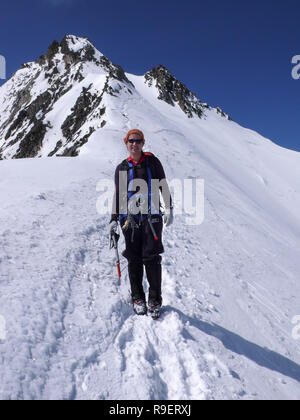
[110,229,121,280]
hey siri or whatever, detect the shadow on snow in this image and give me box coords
[164,306,300,384]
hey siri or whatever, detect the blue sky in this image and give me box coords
[0,0,300,151]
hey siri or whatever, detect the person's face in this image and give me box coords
[126,133,145,156]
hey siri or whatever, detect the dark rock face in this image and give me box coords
[1,86,32,134]
[37,40,60,69]
[6,91,52,140]
[98,55,132,86]
[145,65,205,119]
[61,85,102,142]
[60,127,95,157]
[14,120,47,159]
[48,140,62,157]
[3,91,52,157]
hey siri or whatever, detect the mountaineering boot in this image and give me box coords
[133,299,147,315]
[148,301,162,319]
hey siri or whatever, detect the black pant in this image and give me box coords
[121,215,164,304]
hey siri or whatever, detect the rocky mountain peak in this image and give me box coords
[0,36,231,160]
[0,35,137,159]
[37,36,96,70]
[144,65,207,119]
[60,35,100,66]
[34,35,129,84]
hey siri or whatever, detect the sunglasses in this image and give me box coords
[127,139,143,144]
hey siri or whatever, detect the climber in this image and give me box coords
[109,129,173,318]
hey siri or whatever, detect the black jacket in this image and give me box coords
[110,152,172,223]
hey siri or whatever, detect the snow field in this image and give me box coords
[0,154,300,399]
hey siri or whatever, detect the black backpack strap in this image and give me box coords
[145,154,158,179]
[119,158,129,171]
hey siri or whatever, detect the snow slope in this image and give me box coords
[1,51,300,400]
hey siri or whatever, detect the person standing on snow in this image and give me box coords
[109,129,173,318]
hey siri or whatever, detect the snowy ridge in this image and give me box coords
[0,149,300,399]
[1,36,300,400]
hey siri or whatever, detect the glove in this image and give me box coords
[163,207,174,227]
[109,220,118,236]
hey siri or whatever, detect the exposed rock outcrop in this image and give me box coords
[145,65,206,119]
